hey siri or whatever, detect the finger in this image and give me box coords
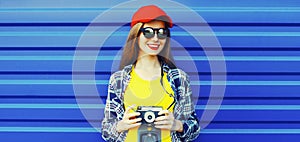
[154,120,172,125]
[124,105,137,119]
[158,110,170,115]
[154,124,172,130]
[155,115,168,121]
[127,118,142,124]
[127,122,142,129]
[126,112,141,119]
[125,104,136,114]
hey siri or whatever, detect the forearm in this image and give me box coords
[175,112,201,141]
[102,119,121,140]
[116,121,123,133]
[174,119,183,132]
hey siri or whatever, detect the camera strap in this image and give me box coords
[160,64,175,111]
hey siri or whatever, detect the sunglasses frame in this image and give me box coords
[139,27,170,39]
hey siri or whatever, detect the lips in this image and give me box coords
[147,44,160,50]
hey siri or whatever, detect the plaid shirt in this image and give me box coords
[101,63,200,142]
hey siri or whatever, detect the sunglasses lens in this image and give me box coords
[143,28,155,38]
[157,28,168,39]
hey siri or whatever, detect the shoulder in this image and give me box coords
[109,64,133,84]
[162,63,189,80]
[168,68,189,81]
[109,70,122,83]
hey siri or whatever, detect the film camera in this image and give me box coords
[137,106,163,142]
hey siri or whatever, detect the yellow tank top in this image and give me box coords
[124,67,174,142]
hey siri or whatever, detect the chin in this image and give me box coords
[147,53,159,56]
[147,49,163,55]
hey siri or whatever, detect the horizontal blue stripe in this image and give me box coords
[1,71,300,75]
[1,56,300,61]
[196,105,300,110]
[178,56,300,61]
[3,96,300,105]
[2,50,300,57]
[1,23,300,27]
[0,80,107,84]
[0,104,104,109]
[1,36,298,48]
[201,129,300,134]
[1,119,299,124]
[2,61,299,73]
[196,81,300,86]
[1,7,300,12]
[2,104,300,110]
[1,47,300,51]
[1,80,300,85]
[0,119,96,122]
[1,32,300,36]
[1,0,297,7]
[1,127,300,133]
[1,96,300,100]
[1,85,298,98]
[0,127,99,133]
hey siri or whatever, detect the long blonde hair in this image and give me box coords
[119,21,176,70]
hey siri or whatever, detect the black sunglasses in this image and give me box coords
[139,27,169,39]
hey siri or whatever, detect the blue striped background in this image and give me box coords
[1,0,300,141]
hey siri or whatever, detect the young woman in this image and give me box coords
[101,5,200,142]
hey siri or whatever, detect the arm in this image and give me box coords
[173,70,201,141]
[101,73,127,141]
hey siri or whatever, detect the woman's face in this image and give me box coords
[138,20,167,57]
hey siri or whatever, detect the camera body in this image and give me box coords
[137,106,163,142]
[137,106,163,124]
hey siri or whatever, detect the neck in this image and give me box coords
[135,55,160,70]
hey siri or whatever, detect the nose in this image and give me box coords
[151,32,159,41]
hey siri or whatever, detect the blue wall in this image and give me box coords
[1,0,300,141]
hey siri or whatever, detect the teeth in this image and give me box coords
[148,44,159,48]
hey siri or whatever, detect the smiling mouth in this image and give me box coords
[147,44,160,50]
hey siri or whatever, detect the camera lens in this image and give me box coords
[144,112,155,123]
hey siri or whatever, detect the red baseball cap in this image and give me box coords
[131,5,173,28]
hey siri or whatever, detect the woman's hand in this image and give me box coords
[154,110,183,132]
[116,105,142,133]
